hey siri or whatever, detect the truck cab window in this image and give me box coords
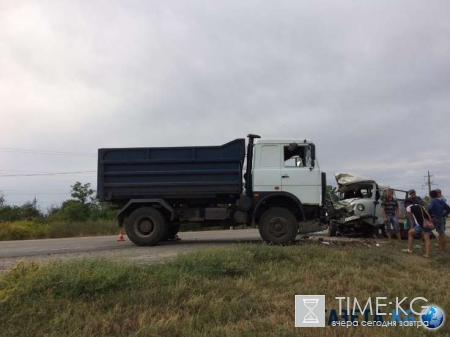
[261,145,279,168]
[283,145,305,167]
[304,147,312,167]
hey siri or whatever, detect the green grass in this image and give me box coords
[0,220,117,240]
[0,242,449,336]
[0,220,242,241]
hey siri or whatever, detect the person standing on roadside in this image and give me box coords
[403,198,432,257]
[436,189,447,204]
[408,189,424,206]
[436,189,448,222]
[382,188,401,241]
[429,190,450,252]
[405,189,424,232]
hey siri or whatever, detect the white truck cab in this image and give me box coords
[250,138,326,235]
[252,139,322,205]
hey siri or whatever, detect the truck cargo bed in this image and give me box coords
[97,139,246,203]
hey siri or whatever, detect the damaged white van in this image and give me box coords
[328,173,406,237]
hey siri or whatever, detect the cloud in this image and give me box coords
[1,0,449,208]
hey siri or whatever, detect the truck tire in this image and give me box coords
[125,207,168,246]
[162,223,180,241]
[258,207,298,245]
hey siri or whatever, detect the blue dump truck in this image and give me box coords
[97,134,327,246]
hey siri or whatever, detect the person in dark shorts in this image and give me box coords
[402,198,432,257]
[429,190,450,252]
[381,189,401,241]
[404,189,422,230]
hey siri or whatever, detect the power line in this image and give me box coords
[0,169,55,174]
[4,192,71,195]
[0,147,96,157]
[0,169,95,174]
[1,189,71,194]
[1,189,70,192]
[0,171,96,177]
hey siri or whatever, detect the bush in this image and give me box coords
[0,182,116,224]
[0,202,43,222]
[0,220,117,241]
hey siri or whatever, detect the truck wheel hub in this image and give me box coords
[268,217,288,237]
[135,217,155,236]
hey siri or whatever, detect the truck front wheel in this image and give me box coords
[258,207,298,245]
[125,207,168,246]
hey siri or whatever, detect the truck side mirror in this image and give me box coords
[309,144,316,169]
[310,144,316,161]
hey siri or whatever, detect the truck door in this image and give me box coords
[252,144,282,192]
[280,144,321,204]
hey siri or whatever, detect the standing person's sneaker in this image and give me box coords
[402,249,413,254]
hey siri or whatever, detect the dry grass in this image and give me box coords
[0,220,229,241]
[0,220,117,241]
[0,242,449,336]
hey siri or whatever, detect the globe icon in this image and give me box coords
[421,306,445,329]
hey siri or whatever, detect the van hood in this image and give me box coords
[335,172,376,191]
[332,197,359,212]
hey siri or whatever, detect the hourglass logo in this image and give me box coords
[295,295,326,327]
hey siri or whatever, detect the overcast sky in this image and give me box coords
[1,0,449,210]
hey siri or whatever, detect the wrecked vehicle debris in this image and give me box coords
[328,173,407,237]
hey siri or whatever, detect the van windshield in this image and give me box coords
[340,184,374,200]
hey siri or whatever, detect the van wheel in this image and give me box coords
[125,207,168,246]
[328,221,337,237]
[258,207,298,245]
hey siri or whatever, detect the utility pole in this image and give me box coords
[422,171,437,196]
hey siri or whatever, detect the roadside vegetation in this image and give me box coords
[0,243,448,336]
[0,219,117,240]
[0,182,117,240]
[0,182,239,240]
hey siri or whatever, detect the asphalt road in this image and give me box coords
[0,229,264,259]
[1,225,446,271]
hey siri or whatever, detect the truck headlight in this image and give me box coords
[357,204,365,211]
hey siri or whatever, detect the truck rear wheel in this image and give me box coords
[125,207,168,246]
[258,207,298,245]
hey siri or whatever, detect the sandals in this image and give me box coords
[401,249,430,258]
